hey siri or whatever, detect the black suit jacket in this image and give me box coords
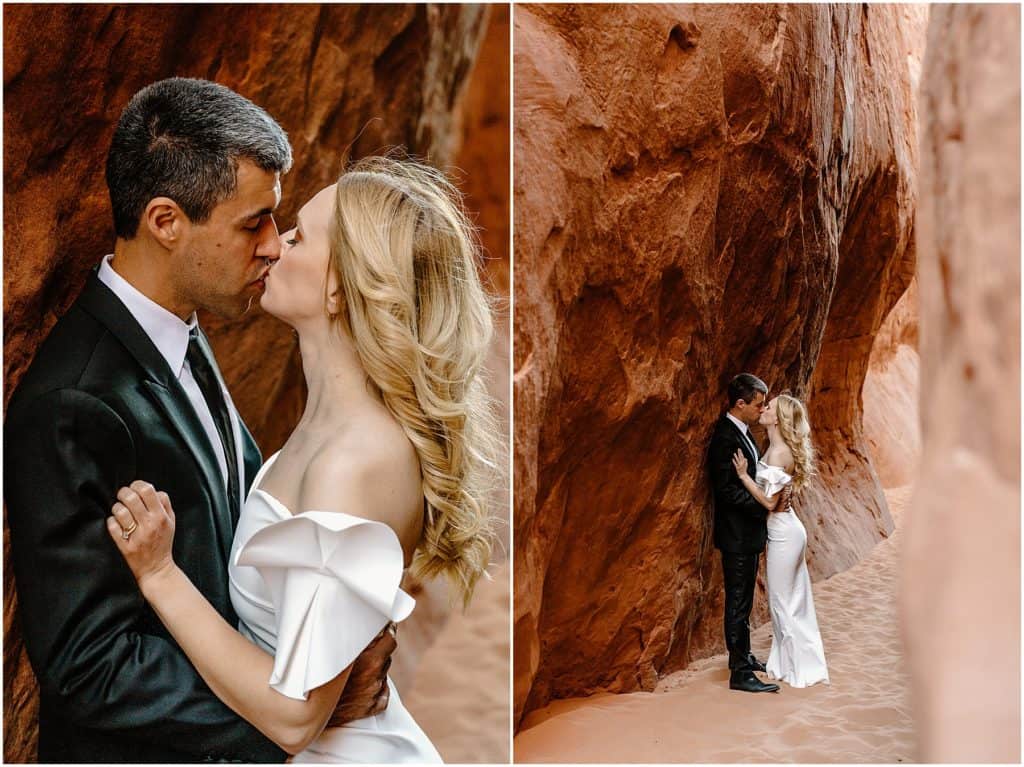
[4,273,285,763]
[708,415,768,553]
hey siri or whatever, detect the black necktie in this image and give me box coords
[741,429,759,462]
[186,330,239,521]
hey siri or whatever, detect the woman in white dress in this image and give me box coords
[105,157,497,761]
[731,394,829,689]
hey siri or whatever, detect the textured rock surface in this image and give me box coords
[864,280,920,488]
[3,4,507,762]
[514,3,926,724]
[904,5,1020,761]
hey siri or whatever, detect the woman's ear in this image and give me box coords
[327,289,343,316]
[326,268,344,317]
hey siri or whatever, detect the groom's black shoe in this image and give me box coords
[746,654,767,673]
[727,652,766,673]
[729,669,779,693]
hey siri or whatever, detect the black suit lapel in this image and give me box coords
[77,273,236,561]
[78,272,176,384]
[724,416,758,466]
[240,425,262,494]
[142,380,236,562]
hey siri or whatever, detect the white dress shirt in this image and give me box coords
[98,255,238,491]
[726,412,759,461]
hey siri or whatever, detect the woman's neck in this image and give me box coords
[766,422,784,449]
[293,322,379,433]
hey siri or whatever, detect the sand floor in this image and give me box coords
[515,487,915,763]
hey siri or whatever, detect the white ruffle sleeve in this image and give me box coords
[757,463,793,498]
[235,511,415,700]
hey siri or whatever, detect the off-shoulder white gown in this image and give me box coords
[756,461,830,689]
[228,452,442,763]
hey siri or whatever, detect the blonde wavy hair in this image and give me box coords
[775,394,816,492]
[327,155,497,605]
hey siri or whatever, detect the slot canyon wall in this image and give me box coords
[904,4,1020,762]
[514,3,927,725]
[864,280,920,489]
[3,4,510,762]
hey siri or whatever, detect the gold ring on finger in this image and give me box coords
[121,520,138,541]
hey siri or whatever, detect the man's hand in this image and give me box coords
[326,622,397,727]
[774,486,793,513]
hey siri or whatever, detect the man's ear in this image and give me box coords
[144,197,188,250]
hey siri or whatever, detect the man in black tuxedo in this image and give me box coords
[708,373,783,693]
[4,78,393,762]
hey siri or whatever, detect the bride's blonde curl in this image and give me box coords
[327,155,498,605]
[775,394,816,492]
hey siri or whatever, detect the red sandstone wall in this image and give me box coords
[514,3,926,725]
[864,280,920,489]
[3,4,507,761]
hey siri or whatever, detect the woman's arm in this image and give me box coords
[5,392,283,762]
[739,471,785,511]
[710,435,764,514]
[107,481,349,755]
[731,450,787,512]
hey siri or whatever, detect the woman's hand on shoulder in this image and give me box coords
[731,449,748,477]
[106,481,179,595]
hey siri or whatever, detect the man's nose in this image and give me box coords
[257,218,282,262]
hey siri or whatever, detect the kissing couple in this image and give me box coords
[6,78,497,762]
[708,373,830,694]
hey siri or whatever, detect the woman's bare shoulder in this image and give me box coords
[298,417,422,537]
[765,443,795,471]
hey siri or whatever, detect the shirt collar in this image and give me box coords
[725,412,750,435]
[97,254,198,377]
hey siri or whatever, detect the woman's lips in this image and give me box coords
[251,264,273,291]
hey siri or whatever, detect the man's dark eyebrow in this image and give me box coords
[239,207,274,223]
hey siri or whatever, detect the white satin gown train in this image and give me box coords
[757,461,830,689]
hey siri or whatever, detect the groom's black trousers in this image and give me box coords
[721,550,760,670]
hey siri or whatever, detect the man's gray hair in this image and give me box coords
[727,373,768,408]
[106,77,293,239]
